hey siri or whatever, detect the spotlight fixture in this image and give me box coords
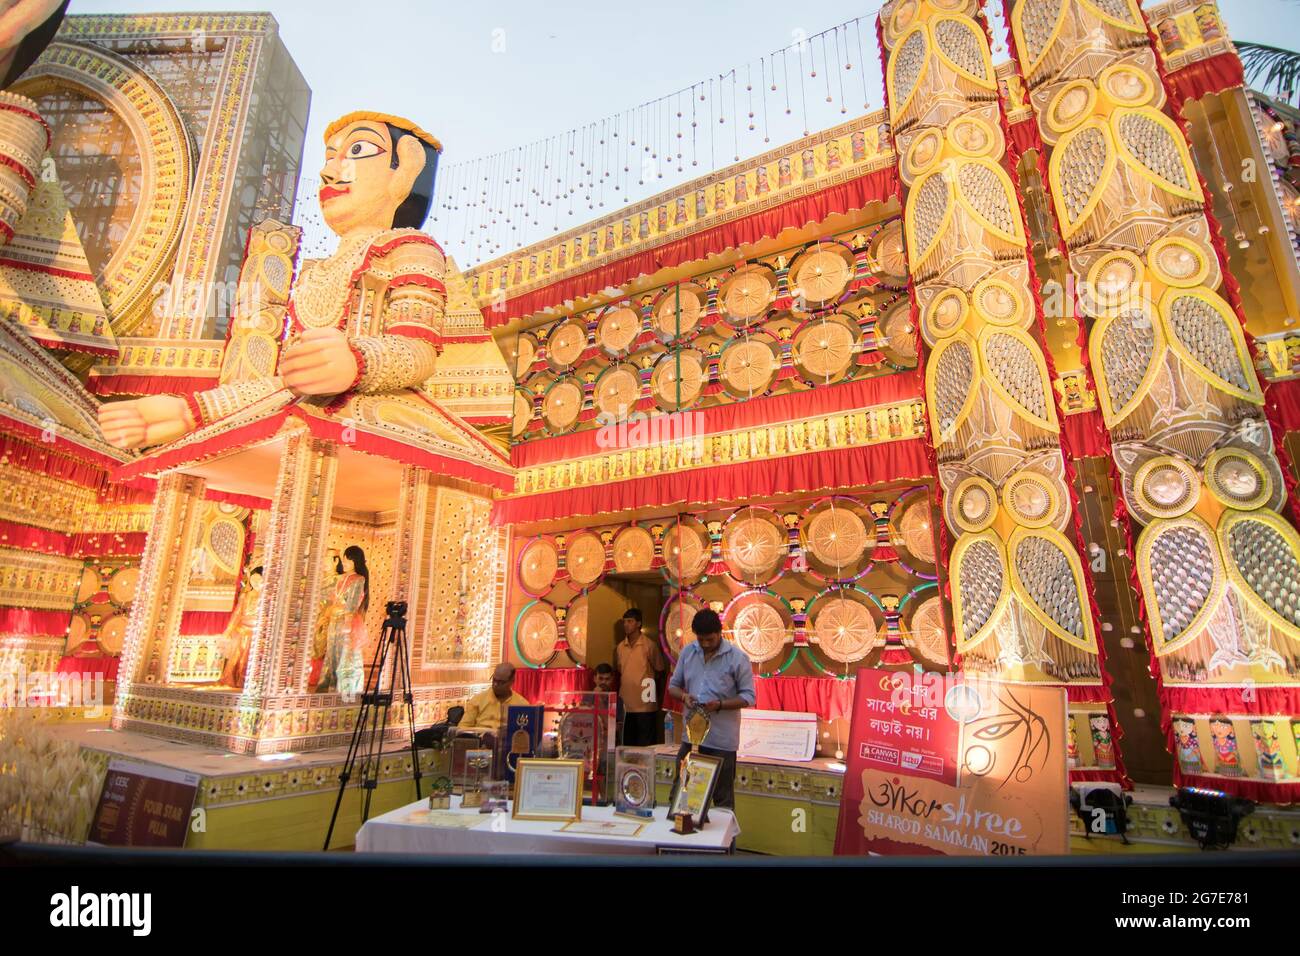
[1071,783,1133,845]
[1169,786,1255,850]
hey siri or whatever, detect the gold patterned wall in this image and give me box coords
[1005,0,1300,793]
[878,0,1103,687]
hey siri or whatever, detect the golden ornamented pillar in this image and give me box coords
[877,1,1109,693]
[114,472,206,698]
[1003,0,1300,795]
[391,465,437,660]
[242,424,338,699]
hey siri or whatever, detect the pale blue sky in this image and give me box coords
[69,0,1300,262]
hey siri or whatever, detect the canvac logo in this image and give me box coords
[49,886,151,936]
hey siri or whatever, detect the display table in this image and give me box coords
[355,795,739,856]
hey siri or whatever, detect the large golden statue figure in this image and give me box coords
[98,112,450,450]
[105,112,512,755]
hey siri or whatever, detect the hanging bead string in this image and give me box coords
[419,8,887,266]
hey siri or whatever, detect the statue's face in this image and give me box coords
[319,119,424,237]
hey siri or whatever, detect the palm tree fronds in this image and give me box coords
[1237,42,1300,101]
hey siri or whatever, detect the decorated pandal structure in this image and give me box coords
[3,1,1300,852]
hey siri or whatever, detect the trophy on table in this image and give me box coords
[671,704,713,831]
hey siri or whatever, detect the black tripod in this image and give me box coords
[323,600,423,850]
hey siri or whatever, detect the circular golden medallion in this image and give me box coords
[720,336,778,397]
[541,378,583,433]
[99,614,127,655]
[728,598,789,663]
[565,531,606,587]
[651,350,705,410]
[792,245,853,307]
[662,521,709,584]
[566,594,589,662]
[720,265,775,325]
[613,526,654,572]
[794,317,857,382]
[108,566,141,605]
[597,306,640,355]
[1205,448,1271,510]
[908,596,949,666]
[1148,236,1210,289]
[594,365,640,420]
[1134,455,1200,518]
[803,506,868,568]
[1002,471,1058,528]
[517,603,559,665]
[519,538,559,594]
[953,475,998,533]
[546,318,588,368]
[811,593,879,663]
[723,509,787,584]
[655,285,705,339]
[662,593,705,657]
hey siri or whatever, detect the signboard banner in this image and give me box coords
[834,669,1068,857]
[88,759,200,848]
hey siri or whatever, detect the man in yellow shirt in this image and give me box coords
[460,662,529,734]
[615,608,666,746]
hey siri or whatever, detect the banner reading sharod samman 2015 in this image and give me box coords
[833,669,1068,856]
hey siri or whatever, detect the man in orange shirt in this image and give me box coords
[615,608,665,746]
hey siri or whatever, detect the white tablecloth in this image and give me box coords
[355,795,739,856]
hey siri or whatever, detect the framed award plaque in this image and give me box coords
[669,751,722,824]
[613,747,656,819]
[512,758,584,822]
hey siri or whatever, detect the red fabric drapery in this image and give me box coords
[54,655,119,681]
[1008,118,1039,159]
[754,674,857,721]
[512,371,923,467]
[1266,377,1300,432]
[0,607,69,635]
[493,438,933,526]
[68,533,148,557]
[87,374,219,398]
[484,167,901,326]
[0,428,119,489]
[1066,683,1113,704]
[513,665,593,703]
[1164,52,1245,108]
[1062,410,1112,459]
[1174,771,1297,806]
[179,611,233,636]
[0,520,70,555]
[114,407,514,493]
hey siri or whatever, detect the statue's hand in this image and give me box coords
[280,327,358,396]
[98,395,195,450]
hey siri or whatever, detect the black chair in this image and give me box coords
[412,705,464,749]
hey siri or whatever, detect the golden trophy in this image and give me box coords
[672,704,713,829]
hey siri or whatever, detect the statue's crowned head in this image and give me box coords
[319,111,441,238]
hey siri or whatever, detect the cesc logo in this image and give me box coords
[49,886,151,936]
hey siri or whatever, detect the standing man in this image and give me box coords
[667,608,755,809]
[615,608,666,746]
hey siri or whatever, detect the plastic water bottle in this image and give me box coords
[663,712,675,746]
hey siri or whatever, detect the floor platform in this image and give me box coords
[49,722,440,852]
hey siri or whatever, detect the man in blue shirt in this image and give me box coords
[667,608,756,809]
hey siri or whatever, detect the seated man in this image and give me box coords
[593,662,624,741]
[459,662,529,735]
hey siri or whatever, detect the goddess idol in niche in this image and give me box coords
[315,545,369,696]
[97,111,453,451]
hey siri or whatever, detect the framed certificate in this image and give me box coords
[559,819,646,838]
[669,751,721,823]
[512,758,584,822]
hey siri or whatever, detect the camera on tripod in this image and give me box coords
[384,600,408,628]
